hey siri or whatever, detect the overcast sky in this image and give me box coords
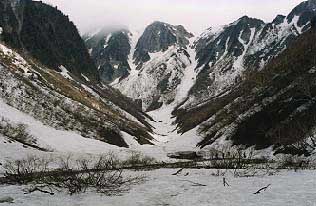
[42,0,304,35]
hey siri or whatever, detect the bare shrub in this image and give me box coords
[2,154,146,195]
[277,155,311,170]
[123,151,156,168]
[3,155,51,184]
[0,118,44,150]
[210,169,226,177]
[232,163,279,178]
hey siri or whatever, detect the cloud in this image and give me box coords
[42,0,304,34]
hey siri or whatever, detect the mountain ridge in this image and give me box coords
[84,0,316,155]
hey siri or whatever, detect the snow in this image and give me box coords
[58,65,73,81]
[199,26,224,41]
[0,135,43,165]
[88,48,92,55]
[233,28,256,71]
[173,38,198,104]
[113,64,119,69]
[0,95,191,162]
[103,34,112,48]
[81,73,90,82]
[1,169,316,206]
[112,44,191,110]
[0,98,120,154]
[292,15,304,34]
[0,43,31,74]
[127,29,143,75]
[0,27,3,35]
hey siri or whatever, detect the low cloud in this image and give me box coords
[42,0,304,34]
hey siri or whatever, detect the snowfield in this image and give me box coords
[0,96,200,162]
[0,169,315,206]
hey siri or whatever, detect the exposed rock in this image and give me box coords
[0,196,14,204]
[167,151,202,160]
[0,0,98,82]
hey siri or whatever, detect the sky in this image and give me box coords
[42,0,304,35]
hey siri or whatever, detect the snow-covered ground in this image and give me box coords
[0,96,199,163]
[0,169,315,206]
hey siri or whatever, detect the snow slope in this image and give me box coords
[0,98,119,154]
[0,97,200,162]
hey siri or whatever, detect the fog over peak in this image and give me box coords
[42,0,304,35]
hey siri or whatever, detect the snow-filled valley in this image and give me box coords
[2,0,316,205]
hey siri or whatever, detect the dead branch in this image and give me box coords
[253,184,271,194]
[25,187,55,195]
[180,180,207,187]
[172,168,183,175]
[223,177,230,187]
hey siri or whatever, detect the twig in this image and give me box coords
[253,184,271,194]
[172,168,183,176]
[223,177,230,187]
[25,187,54,195]
[180,180,207,187]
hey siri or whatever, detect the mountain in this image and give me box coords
[84,27,131,83]
[187,1,316,108]
[190,16,265,106]
[0,0,155,150]
[133,21,193,68]
[0,0,98,82]
[85,22,194,111]
[173,0,316,154]
[175,25,316,156]
[86,0,316,155]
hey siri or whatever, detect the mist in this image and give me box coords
[41,0,304,34]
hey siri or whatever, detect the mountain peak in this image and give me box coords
[133,21,192,65]
[232,15,264,26]
[150,21,169,26]
[272,15,286,25]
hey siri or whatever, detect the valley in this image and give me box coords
[0,0,316,205]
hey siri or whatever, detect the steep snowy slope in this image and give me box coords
[187,16,265,108]
[0,42,154,148]
[174,21,316,156]
[186,0,316,108]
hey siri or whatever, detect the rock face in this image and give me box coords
[0,196,14,203]
[85,28,131,83]
[0,0,98,82]
[133,21,193,67]
[190,16,265,106]
[85,22,194,111]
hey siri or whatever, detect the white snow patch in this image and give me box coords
[233,27,256,71]
[103,33,112,48]
[113,64,119,69]
[292,15,304,34]
[0,43,31,74]
[58,65,73,81]
[81,73,90,82]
